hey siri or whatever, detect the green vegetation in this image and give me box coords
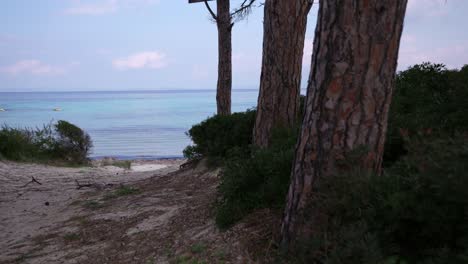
[190,243,207,254]
[384,63,468,166]
[0,120,92,165]
[213,249,227,261]
[54,120,92,164]
[103,185,141,200]
[216,127,299,228]
[296,135,468,263]
[183,109,256,164]
[82,200,105,210]
[184,63,468,261]
[63,233,80,242]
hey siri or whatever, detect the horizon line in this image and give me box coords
[0,88,266,93]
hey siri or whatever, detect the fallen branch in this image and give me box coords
[75,180,114,190]
[23,176,42,187]
[75,180,94,190]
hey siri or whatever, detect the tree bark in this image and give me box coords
[216,0,232,115]
[253,0,311,147]
[281,0,408,249]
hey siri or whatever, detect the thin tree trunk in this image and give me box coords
[253,0,310,147]
[281,0,408,249]
[216,0,232,115]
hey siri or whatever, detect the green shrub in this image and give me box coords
[184,95,306,164]
[104,185,141,200]
[216,127,299,229]
[300,135,468,263]
[53,120,92,164]
[385,63,468,166]
[0,124,54,162]
[184,109,256,163]
[0,120,92,165]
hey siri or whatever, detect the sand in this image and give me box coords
[0,159,179,263]
[0,159,271,264]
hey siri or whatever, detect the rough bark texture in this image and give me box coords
[216,0,232,115]
[281,0,408,249]
[253,0,310,147]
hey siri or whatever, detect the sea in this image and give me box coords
[0,90,259,159]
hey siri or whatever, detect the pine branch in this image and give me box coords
[230,0,256,23]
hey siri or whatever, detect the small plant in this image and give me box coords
[63,233,80,242]
[190,243,207,254]
[82,200,105,210]
[213,249,227,261]
[14,254,30,263]
[104,185,141,200]
[172,255,191,264]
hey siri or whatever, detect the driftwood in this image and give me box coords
[23,177,42,187]
[75,180,94,190]
[75,179,114,190]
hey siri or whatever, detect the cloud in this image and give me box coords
[65,0,159,15]
[112,51,168,70]
[0,60,67,76]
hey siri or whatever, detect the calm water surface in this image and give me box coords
[0,90,258,159]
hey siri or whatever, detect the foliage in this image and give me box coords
[63,233,80,242]
[184,95,306,164]
[0,120,92,165]
[54,120,93,164]
[183,109,256,163]
[184,63,468,263]
[216,127,299,229]
[104,185,141,200]
[298,135,468,263]
[0,125,47,161]
[385,62,468,165]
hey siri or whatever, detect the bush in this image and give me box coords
[184,109,256,163]
[216,127,299,228]
[0,124,54,161]
[0,120,92,165]
[54,120,92,164]
[385,63,468,165]
[300,135,468,263]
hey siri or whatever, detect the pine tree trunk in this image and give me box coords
[281,0,408,249]
[216,0,232,116]
[253,0,310,147]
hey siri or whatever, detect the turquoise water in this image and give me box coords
[0,90,259,159]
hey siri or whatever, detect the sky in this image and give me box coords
[0,0,467,92]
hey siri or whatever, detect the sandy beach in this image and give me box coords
[0,159,271,264]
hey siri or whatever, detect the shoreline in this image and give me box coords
[90,155,184,161]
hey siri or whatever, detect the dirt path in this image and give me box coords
[0,160,268,264]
